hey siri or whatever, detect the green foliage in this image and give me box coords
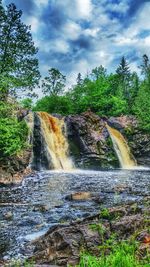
[133,82,150,131]
[100,208,110,219]
[33,95,73,115]
[42,68,66,96]
[0,118,28,158]
[31,54,150,132]
[76,242,149,267]
[89,223,106,236]
[0,1,40,99]
[0,101,28,159]
[20,98,33,109]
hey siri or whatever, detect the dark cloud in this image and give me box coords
[128,0,149,17]
[71,35,93,50]
[41,2,66,30]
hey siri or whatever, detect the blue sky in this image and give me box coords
[3,0,150,86]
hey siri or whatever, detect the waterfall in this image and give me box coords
[35,112,73,170]
[106,124,137,169]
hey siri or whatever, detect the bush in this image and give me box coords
[0,101,28,159]
[33,95,73,115]
[0,118,28,158]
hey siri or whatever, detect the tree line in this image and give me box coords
[33,55,150,131]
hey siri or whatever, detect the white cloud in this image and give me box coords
[107,2,129,13]
[84,28,99,37]
[123,3,150,39]
[62,21,81,40]
[25,16,40,33]
[115,36,138,46]
[76,0,93,19]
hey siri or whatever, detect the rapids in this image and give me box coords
[0,169,149,261]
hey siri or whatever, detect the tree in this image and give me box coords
[42,68,66,96]
[0,1,40,100]
[76,73,82,85]
[140,54,150,83]
[133,82,150,130]
[116,56,130,100]
[91,65,107,80]
[20,98,33,109]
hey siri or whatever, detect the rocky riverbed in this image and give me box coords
[0,169,149,266]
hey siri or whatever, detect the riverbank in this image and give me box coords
[0,169,149,266]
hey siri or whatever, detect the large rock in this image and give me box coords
[65,111,118,169]
[30,199,150,266]
[65,112,150,168]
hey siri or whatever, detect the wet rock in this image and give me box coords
[33,204,49,212]
[113,184,132,193]
[31,222,101,266]
[30,199,150,266]
[3,211,13,220]
[66,192,105,205]
[66,192,91,201]
[111,214,145,237]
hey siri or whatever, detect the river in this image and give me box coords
[0,168,149,261]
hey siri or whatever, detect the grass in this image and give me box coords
[75,241,150,267]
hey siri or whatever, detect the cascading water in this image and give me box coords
[34,112,73,170]
[106,124,137,169]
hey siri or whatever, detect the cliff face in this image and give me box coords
[65,111,118,169]
[66,112,150,169]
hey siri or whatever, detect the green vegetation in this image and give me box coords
[76,241,149,267]
[33,55,150,131]
[0,0,40,100]
[0,0,38,161]
[0,101,28,159]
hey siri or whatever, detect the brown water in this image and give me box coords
[38,112,73,170]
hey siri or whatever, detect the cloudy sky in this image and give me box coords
[3,0,150,86]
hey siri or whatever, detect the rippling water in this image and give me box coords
[0,169,149,260]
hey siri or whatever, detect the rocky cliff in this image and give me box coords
[66,111,150,169]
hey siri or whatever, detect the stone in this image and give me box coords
[66,192,91,201]
[3,211,13,220]
[29,200,150,266]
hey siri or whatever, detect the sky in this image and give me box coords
[3,0,150,87]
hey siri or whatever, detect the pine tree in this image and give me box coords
[140,54,150,83]
[0,2,40,100]
[76,73,82,85]
[116,56,130,100]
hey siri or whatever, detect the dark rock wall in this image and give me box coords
[65,111,119,169]
[31,113,51,171]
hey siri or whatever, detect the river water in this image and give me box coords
[0,169,149,261]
